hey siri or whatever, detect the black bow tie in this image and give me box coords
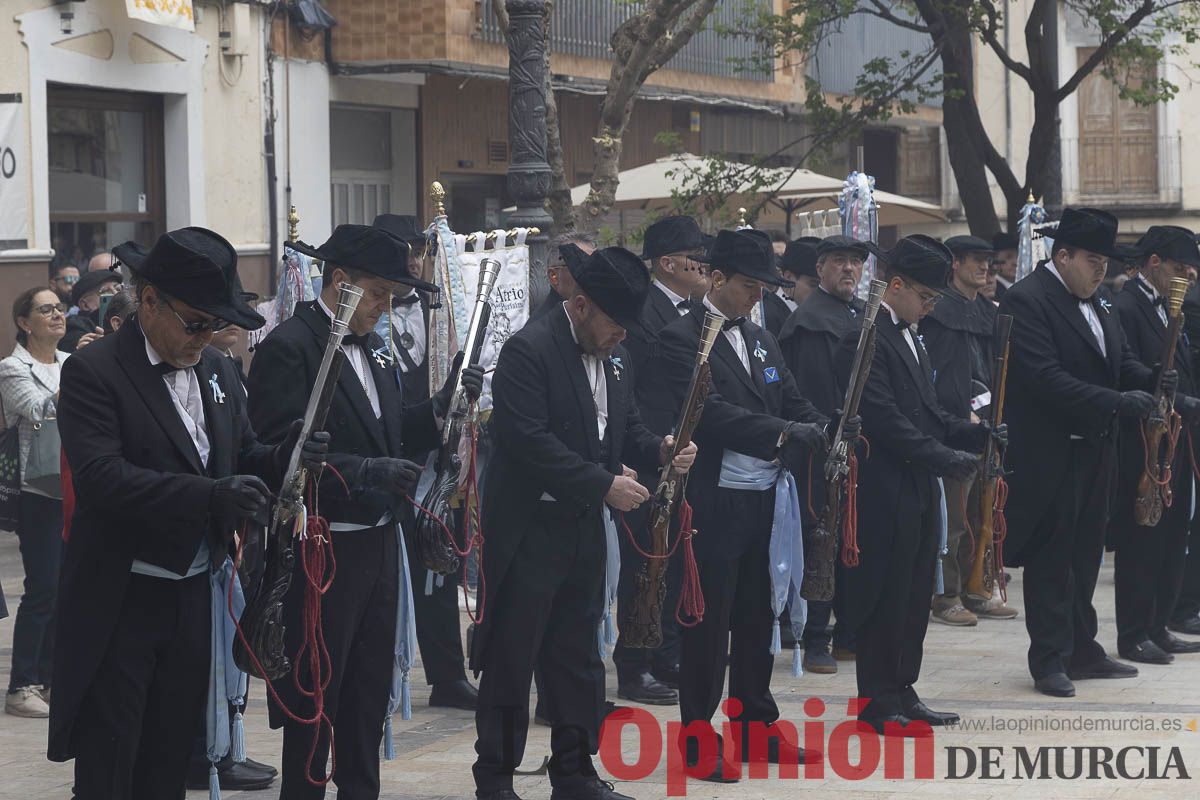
[896,318,911,332]
[721,317,745,332]
[343,332,371,349]
[393,293,421,307]
[154,361,181,376]
[676,299,691,310]
[1152,296,1167,308]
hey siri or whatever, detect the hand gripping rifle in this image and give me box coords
[234,282,364,680]
[965,313,1013,604]
[800,279,886,602]
[1135,277,1190,526]
[622,312,722,648]
[415,258,502,575]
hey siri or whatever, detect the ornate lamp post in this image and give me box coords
[505,0,553,307]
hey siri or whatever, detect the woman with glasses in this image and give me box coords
[0,287,69,718]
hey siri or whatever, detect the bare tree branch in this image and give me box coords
[1055,0,1157,101]
[864,0,934,34]
[976,0,1037,85]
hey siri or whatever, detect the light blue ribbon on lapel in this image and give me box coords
[383,522,418,760]
[934,477,948,595]
[717,451,806,675]
[207,556,249,800]
[599,506,621,659]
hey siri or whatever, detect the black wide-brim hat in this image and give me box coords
[641,215,707,260]
[113,227,266,330]
[1135,225,1200,268]
[871,234,953,292]
[289,224,438,293]
[372,213,426,246]
[1041,207,1120,259]
[779,236,821,279]
[696,228,790,288]
[572,246,650,332]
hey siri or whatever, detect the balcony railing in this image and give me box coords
[477,1,772,82]
[1062,134,1182,208]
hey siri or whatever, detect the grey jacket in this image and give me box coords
[0,344,67,486]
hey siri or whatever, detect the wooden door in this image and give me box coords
[1077,49,1158,198]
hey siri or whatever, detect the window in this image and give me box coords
[47,85,164,270]
[330,105,417,226]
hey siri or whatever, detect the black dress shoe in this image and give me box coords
[1034,673,1076,697]
[1153,632,1200,654]
[1068,655,1139,679]
[739,735,818,764]
[477,790,525,800]
[651,663,680,689]
[550,778,635,800]
[1118,641,1173,665]
[241,756,278,778]
[430,679,479,710]
[902,701,960,726]
[803,648,838,674]
[856,714,932,738]
[186,757,275,791]
[617,670,678,706]
[683,733,740,783]
[1169,615,1200,636]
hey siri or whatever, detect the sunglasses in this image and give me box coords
[161,295,231,335]
[55,274,79,285]
[33,302,69,317]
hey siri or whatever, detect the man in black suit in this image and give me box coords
[609,215,709,706]
[762,236,820,337]
[50,227,328,798]
[1109,226,1200,664]
[645,228,844,775]
[471,247,696,800]
[1000,207,1164,698]
[531,232,597,320]
[777,235,867,673]
[247,225,484,799]
[992,231,1019,300]
[837,235,991,736]
[920,235,1019,624]
[372,213,478,710]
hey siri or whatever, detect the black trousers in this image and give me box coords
[1021,441,1111,680]
[72,572,210,800]
[1113,480,1192,652]
[9,491,63,691]
[612,502,682,679]
[1171,511,1200,622]
[402,515,468,686]
[473,511,606,795]
[854,486,939,718]
[679,488,777,731]
[272,524,398,800]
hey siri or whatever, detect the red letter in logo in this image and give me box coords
[803,697,826,779]
[599,707,661,782]
[667,720,720,797]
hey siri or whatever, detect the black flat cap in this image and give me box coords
[1134,225,1200,268]
[372,214,426,245]
[816,235,871,259]
[697,229,790,288]
[289,224,438,292]
[642,215,706,261]
[779,236,821,279]
[70,268,122,307]
[114,227,265,330]
[572,247,651,331]
[944,235,995,256]
[873,234,953,291]
[1042,207,1119,259]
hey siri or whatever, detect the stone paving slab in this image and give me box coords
[2,534,1199,799]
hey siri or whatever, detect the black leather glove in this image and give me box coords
[827,410,862,442]
[1117,390,1156,418]
[357,457,423,498]
[211,475,272,527]
[433,351,486,416]
[988,422,1008,449]
[938,450,979,482]
[1176,394,1200,422]
[1156,367,1179,398]
[778,421,829,473]
[283,419,331,472]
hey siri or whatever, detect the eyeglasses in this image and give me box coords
[33,302,68,317]
[161,295,230,335]
[903,280,941,308]
[54,274,79,285]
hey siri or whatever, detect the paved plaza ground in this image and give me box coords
[2,532,1198,799]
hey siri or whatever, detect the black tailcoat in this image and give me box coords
[919,288,997,419]
[999,265,1154,565]
[834,314,983,631]
[50,321,284,761]
[245,301,441,525]
[623,283,684,387]
[761,290,791,337]
[778,288,864,417]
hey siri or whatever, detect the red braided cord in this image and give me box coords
[992,475,1009,604]
[839,449,861,567]
[674,498,705,628]
[1140,412,1184,511]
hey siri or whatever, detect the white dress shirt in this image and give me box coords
[389,293,428,371]
[882,302,920,362]
[777,288,798,313]
[1045,263,1107,356]
[703,295,751,373]
[1135,277,1169,326]
[320,296,381,418]
[564,304,608,440]
[654,281,691,317]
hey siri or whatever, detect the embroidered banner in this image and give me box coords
[126,0,195,32]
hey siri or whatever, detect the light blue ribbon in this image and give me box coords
[599,506,621,659]
[717,451,806,662]
[207,557,249,798]
[384,522,419,760]
[934,477,948,595]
